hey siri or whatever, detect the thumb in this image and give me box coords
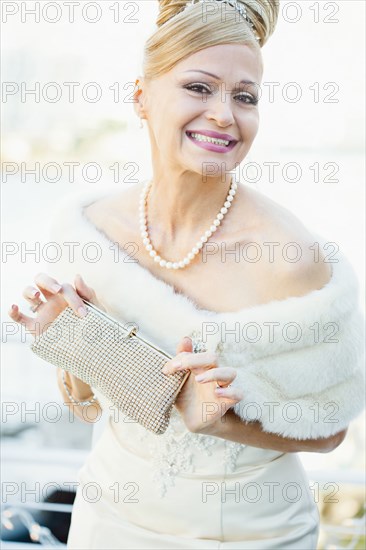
[176,336,193,354]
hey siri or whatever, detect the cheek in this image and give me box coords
[240,110,260,141]
[154,101,189,136]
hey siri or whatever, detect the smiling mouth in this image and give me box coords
[186,131,235,147]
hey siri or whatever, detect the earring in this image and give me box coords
[135,79,144,129]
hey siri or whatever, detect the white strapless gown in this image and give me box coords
[50,189,320,549]
[67,403,319,549]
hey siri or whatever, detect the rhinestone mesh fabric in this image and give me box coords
[31,304,189,435]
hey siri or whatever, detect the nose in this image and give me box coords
[205,92,235,127]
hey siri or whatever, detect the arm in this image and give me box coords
[164,339,352,447]
[57,368,102,423]
[198,408,348,453]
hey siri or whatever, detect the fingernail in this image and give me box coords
[11,304,17,310]
[162,363,171,374]
[51,284,62,293]
[195,374,204,382]
[171,360,182,368]
[31,290,40,298]
[78,306,87,317]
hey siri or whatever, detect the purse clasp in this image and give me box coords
[122,324,139,340]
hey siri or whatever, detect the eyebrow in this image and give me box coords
[183,69,257,86]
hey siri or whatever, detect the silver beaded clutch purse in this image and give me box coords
[30,299,199,435]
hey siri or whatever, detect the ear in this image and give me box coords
[133,75,147,120]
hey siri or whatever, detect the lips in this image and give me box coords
[186,131,238,153]
[187,130,239,142]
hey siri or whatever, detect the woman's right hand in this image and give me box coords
[8,272,105,338]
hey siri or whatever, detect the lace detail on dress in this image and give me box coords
[147,408,217,497]
[133,408,246,498]
[224,440,246,473]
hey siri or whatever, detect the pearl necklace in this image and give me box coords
[139,178,238,270]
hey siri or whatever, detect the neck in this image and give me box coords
[143,172,235,258]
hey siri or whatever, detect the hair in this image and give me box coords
[142,0,279,81]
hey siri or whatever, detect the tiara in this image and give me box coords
[168,0,260,42]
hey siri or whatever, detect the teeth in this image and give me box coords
[189,132,230,146]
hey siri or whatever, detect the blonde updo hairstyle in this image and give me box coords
[143,0,280,82]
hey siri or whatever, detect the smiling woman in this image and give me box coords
[137,39,263,206]
[8,0,365,549]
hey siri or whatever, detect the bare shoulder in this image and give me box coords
[83,183,141,230]
[234,185,332,300]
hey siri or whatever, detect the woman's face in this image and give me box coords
[140,43,263,175]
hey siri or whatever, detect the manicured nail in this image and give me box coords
[51,283,62,293]
[31,290,40,298]
[11,304,17,310]
[78,306,87,317]
[195,374,204,382]
[171,360,183,368]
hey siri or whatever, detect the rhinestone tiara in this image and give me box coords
[166,0,260,42]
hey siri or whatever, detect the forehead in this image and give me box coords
[172,43,263,84]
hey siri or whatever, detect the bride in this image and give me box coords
[9,1,364,548]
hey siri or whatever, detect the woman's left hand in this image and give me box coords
[162,337,244,433]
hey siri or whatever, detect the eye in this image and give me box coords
[184,83,258,105]
[235,93,259,105]
[184,83,211,94]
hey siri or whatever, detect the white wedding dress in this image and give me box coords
[50,189,320,549]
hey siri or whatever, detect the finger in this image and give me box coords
[34,273,63,297]
[214,385,244,402]
[57,283,88,317]
[8,304,34,328]
[195,367,237,386]
[22,286,42,303]
[163,350,218,375]
[176,336,193,355]
[162,338,192,375]
[74,274,96,301]
[35,273,87,317]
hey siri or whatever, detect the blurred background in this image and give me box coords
[1,1,365,548]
